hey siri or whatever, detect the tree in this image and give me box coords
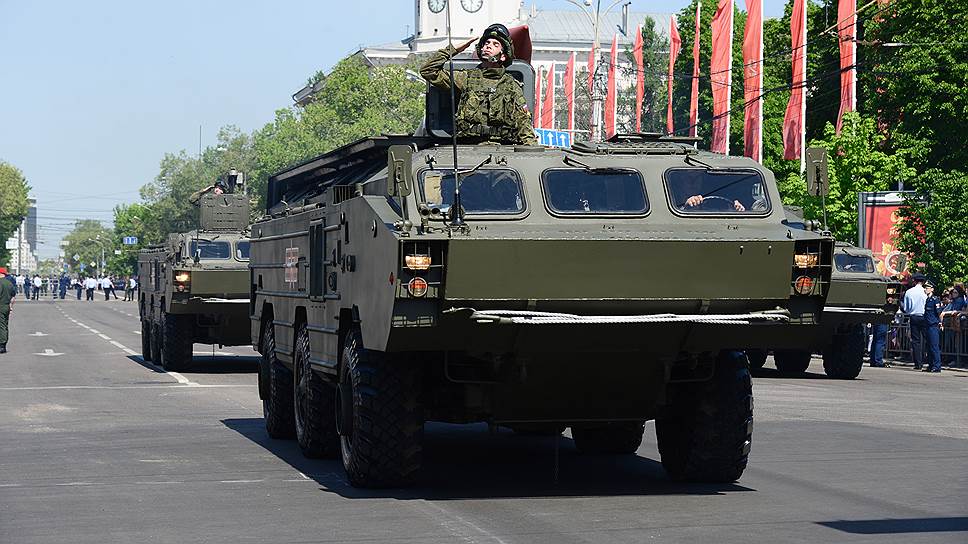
[862,0,968,171]
[894,170,968,286]
[110,203,153,276]
[0,161,30,266]
[61,219,113,277]
[777,113,915,243]
[621,17,669,133]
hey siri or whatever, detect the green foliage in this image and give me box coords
[862,0,968,171]
[778,112,915,243]
[620,17,669,133]
[894,170,968,286]
[61,219,113,277]
[0,161,30,266]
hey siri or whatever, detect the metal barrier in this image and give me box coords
[886,314,968,367]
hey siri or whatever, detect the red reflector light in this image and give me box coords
[794,275,814,295]
[407,277,428,297]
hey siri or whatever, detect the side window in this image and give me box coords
[309,222,325,297]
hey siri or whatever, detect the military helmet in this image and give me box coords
[476,23,514,67]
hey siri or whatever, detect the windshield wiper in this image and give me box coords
[562,155,625,174]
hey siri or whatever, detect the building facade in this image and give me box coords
[5,198,38,274]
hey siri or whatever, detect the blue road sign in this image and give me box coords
[123,236,138,245]
[534,129,572,148]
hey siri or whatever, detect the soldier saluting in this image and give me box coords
[420,24,536,146]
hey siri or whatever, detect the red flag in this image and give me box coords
[633,25,644,132]
[605,35,618,139]
[564,52,576,132]
[534,72,542,129]
[710,0,733,154]
[836,0,856,133]
[783,0,806,161]
[541,62,556,129]
[508,25,532,64]
[689,2,701,138]
[667,18,682,135]
[743,0,763,162]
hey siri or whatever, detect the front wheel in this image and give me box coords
[822,324,866,379]
[656,351,754,482]
[160,311,193,372]
[338,330,423,488]
[140,318,152,362]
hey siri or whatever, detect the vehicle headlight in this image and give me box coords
[405,254,431,270]
[794,254,819,268]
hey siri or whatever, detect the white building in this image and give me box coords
[294,0,674,132]
[5,221,38,274]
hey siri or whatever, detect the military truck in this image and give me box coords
[138,187,252,371]
[748,239,900,379]
[248,60,834,488]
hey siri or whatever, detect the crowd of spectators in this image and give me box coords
[9,273,137,302]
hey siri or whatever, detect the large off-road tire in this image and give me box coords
[822,324,866,379]
[745,349,768,370]
[572,422,646,454]
[160,311,194,372]
[150,321,162,364]
[260,321,295,439]
[656,350,754,482]
[140,318,152,362]
[338,330,423,488]
[259,321,296,439]
[293,324,339,458]
[773,349,812,374]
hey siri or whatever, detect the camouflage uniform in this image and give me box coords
[0,274,14,352]
[189,182,226,206]
[420,44,536,146]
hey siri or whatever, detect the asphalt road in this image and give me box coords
[2,298,967,543]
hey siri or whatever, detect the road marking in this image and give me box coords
[133,331,141,335]
[28,331,48,337]
[34,349,64,357]
[98,333,111,340]
[218,479,265,484]
[0,384,253,391]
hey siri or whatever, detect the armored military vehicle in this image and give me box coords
[248,59,834,488]
[138,179,252,371]
[748,238,900,378]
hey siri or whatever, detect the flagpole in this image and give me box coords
[757,0,764,163]
[799,0,807,173]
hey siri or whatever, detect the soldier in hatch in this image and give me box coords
[420,24,537,146]
[189,178,228,206]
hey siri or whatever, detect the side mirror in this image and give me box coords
[806,147,829,197]
[387,145,414,198]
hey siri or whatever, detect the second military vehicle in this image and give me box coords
[748,240,900,378]
[138,177,252,371]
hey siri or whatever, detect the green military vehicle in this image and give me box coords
[247,61,834,488]
[138,186,252,371]
[748,240,900,379]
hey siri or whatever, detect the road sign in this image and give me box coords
[114,249,122,255]
[123,236,138,245]
[90,261,97,268]
[72,254,80,261]
[5,239,17,250]
[534,129,572,148]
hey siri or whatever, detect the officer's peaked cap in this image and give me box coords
[477,23,514,67]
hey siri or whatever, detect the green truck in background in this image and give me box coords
[138,187,252,371]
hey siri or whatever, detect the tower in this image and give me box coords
[412,0,521,53]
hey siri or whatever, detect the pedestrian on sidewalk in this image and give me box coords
[0,267,16,354]
[923,280,943,373]
[903,273,929,370]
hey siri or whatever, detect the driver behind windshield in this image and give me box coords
[676,175,766,212]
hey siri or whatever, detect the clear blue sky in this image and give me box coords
[0,1,783,258]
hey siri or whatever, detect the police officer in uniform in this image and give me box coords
[923,280,943,373]
[0,267,16,354]
[421,24,537,145]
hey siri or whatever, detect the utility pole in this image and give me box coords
[566,0,628,142]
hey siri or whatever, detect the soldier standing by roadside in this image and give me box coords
[420,24,536,146]
[0,267,15,354]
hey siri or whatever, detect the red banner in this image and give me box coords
[710,0,733,154]
[836,0,857,133]
[564,52,575,132]
[634,25,644,132]
[743,0,763,162]
[605,34,618,139]
[667,18,682,135]
[689,2,701,138]
[541,61,555,129]
[783,0,806,160]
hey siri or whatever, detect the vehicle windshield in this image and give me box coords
[190,240,231,259]
[835,253,875,273]
[542,169,648,215]
[236,240,250,260]
[666,168,770,214]
[419,168,524,215]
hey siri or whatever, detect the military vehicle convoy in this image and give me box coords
[747,209,901,379]
[138,185,252,371]
[248,79,837,488]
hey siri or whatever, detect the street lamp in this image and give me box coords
[85,236,109,276]
[563,0,629,142]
